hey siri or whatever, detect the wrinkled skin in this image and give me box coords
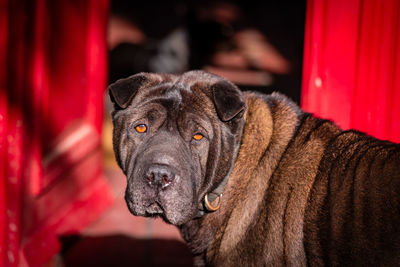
[110,71,245,226]
[111,71,400,267]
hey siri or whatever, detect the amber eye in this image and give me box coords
[193,133,204,141]
[135,124,147,133]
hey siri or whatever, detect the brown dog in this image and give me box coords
[109,70,400,266]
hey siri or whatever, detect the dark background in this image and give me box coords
[109,0,306,104]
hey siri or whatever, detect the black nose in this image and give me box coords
[145,165,175,190]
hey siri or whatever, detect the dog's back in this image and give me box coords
[305,127,400,266]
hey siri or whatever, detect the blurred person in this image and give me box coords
[108,1,289,80]
[188,1,290,86]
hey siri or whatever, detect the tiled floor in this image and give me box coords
[61,119,194,266]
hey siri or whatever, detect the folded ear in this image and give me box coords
[108,73,149,109]
[212,80,246,121]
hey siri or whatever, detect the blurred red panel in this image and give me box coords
[0,0,112,266]
[302,0,400,142]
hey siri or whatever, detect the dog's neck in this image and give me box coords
[180,92,303,264]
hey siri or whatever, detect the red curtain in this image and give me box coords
[302,0,400,143]
[0,0,112,266]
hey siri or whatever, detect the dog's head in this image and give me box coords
[109,70,246,225]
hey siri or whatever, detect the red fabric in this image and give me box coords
[302,0,400,143]
[0,0,112,266]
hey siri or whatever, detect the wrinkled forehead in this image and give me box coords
[132,75,216,116]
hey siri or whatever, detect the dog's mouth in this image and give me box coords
[124,170,199,225]
[145,200,164,216]
[125,193,172,222]
[145,200,180,224]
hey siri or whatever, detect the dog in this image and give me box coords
[109,70,400,266]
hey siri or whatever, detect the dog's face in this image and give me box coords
[109,71,246,225]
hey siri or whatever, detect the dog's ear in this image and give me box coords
[108,73,149,109]
[212,80,246,121]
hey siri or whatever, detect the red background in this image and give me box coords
[0,0,399,266]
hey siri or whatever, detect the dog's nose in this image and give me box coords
[145,165,175,190]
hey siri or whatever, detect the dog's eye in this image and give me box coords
[135,124,147,133]
[193,133,204,141]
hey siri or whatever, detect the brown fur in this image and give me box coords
[181,92,400,266]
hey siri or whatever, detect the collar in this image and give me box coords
[195,172,230,218]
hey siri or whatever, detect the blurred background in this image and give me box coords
[107,0,305,103]
[1,0,399,266]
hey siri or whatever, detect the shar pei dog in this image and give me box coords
[109,70,400,266]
